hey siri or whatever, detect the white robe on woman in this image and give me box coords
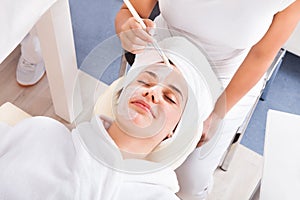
[0,116,179,200]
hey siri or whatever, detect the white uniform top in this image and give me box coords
[0,116,179,200]
[156,0,295,84]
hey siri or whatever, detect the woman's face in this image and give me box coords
[115,64,188,140]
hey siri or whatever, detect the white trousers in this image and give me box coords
[20,28,42,64]
[175,66,265,200]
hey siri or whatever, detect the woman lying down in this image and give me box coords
[0,36,220,199]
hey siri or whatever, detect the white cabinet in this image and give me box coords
[284,23,300,56]
[260,110,300,200]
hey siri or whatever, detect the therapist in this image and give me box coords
[115,1,300,199]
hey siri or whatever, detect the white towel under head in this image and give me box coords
[111,36,223,170]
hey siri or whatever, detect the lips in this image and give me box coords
[130,100,155,118]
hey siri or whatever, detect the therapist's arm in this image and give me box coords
[198,0,300,147]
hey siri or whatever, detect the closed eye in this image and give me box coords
[164,95,176,104]
[137,80,150,86]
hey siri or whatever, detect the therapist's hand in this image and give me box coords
[197,112,214,147]
[197,92,227,147]
[118,17,156,54]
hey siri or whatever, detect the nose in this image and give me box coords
[142,87,161,104]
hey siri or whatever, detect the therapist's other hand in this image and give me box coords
[197,111,223,148]
[197,113,213,147]
[119,17,155,54]
[197,93,227,147]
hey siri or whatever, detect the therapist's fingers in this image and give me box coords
[119,17,155,53]
[197,111,222,147]
[121,33,148,54]
[197,93,227,147]
[143,19,156,36]
[197,115,213,147]
[131,19,154,41]
[197,133,208,147]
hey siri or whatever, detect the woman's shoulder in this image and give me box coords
[13,116,70,136]
[0,117,78,199]
[0,116,73,155]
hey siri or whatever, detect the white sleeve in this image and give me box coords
[278,0,296,11]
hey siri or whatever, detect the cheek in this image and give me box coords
[165,106,182,126]
[121,86,140,102]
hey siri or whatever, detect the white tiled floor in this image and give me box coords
[207,144,263,200]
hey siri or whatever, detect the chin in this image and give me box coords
[132,118,152,128]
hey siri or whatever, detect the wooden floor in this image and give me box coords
[0,46,73,129]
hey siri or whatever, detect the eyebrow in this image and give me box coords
[143,71,183,99]
[144,71,157,79]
